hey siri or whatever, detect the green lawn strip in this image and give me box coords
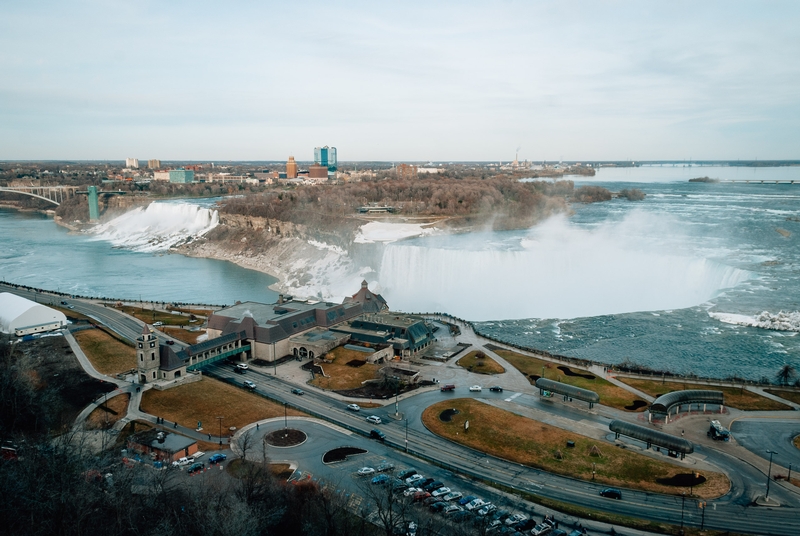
[618,378,791,411]
[422,399,729,499]
[111,305,197,327]
[764,388,800,405]
[493,349,648,412]
[456,350,505,375]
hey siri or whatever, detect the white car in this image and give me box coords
[443,491,462,502]
[357,467,375,476]
[346,403,361,412]
[404,487,423,497]
[153,321,164,326]
[405,474,425,485]
[477,504,496,516]
[431,487,451,497]
[243,380,256,390]
[465,498,487,511]
[469,385,482,392]
[505,513,527,525]
[366,415,382,425]
[236,363,249,371]
[443,504,463,515]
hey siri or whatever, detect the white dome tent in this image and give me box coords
[0,293,67,336]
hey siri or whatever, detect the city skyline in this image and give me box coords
[1,1,799,161]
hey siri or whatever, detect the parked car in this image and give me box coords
[443,504,463,515]
[357,467,376,476]
[465,498,487,511]
[469,385,482,392]
[370,429,386,441]
[443,491,462,501]
[406,474,425,485]
[153,321,163,326]
[515,519,537,532]
[418,477,435,489]
[187,462,204,474]
[243,380,256,390]
[451,511,470,523]
[458,495,477,506]
[423,496,440,506]
[429,501,448,512]
[505,513,527,525]
[531,519,556,536]
[291,388,304,395]
[208,453,227,464]
[404,487,423,497]
[398,469,417,480]
[599,487,622,500]
[423,480,444,492]
[392,479,408,491]
[371,474,390,485]
[173,457,191,466]
[477,504,496,516]
[489,386,504,392]
[440,384,456,391]
[413,491,431,502]
[377,462,395,472]
[431,487,451,497]
[551,530,568,536]
[366,415,382,425]
[346,403,361,412]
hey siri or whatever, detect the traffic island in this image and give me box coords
[265,428,307,448]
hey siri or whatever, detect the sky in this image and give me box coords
[1,1,799,161]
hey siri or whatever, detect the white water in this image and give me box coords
[378,213,751,321]
[709,311,800,332]
[90,202,219,252]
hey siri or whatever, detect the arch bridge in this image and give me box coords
[0,185,79,205]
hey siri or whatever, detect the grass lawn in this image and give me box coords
[618,378,791,411]
[493,348,648,412]
[795,435,800,451]
[74,328,136,375]
[457,351,505,375]
[141,376,307,435]
[112,305,197,327]
[162,327,206,345]
[422,399,729,499]
[310,347,382,390]
[765,389,800,405]
[86,393,129,430]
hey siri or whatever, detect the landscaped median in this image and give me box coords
[491,347,649,411]
[456,350,505,375]
[422,398,730,499]
[617,377,791,411]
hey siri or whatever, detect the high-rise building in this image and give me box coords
[148,159,161,169]
[126,158,139,169]
[286,156,298,178]
[168,169,195,183]
[314,146,337,173]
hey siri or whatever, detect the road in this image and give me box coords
[5,283,799,535]
[207,363,800,536]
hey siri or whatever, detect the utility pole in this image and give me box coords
[679,492,686,535]
[217,416,224,446]
[766,450,775,500]
[405,418,408,453]
[698,501,706,530]
[284,402,288,429]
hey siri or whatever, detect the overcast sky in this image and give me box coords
[1,1,798,161]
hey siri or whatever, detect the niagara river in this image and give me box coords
[1,166,799,380]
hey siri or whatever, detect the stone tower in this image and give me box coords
[137,324,160,384]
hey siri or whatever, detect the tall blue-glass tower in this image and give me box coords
[314,146,337,173]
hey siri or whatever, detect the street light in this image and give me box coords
[405,418,408,453]
[284,402,288,429]
[766,450,775,500]
[679,492,686,535]
[217,416,224,446]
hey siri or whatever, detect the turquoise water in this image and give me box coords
[0,207,279,306]
[473,168,800,380]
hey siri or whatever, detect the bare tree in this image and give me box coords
[776,364,797,386]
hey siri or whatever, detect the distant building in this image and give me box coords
[126,158,139,169]
[344,280,389,313]
[314,146,337,173]
[396,163,417,179]
[308,165,328,181]
[153,171,170,181]
[417,167,443,174]
[127,429,198,463]
[206,173,257,184]
[168,169,195,183]
[331,312,435,359]
[147,159,161,170]
[286,156,298,178]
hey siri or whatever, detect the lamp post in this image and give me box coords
[789,463,793,484]
[395,384,399,417]
[766,450,775,500]
[405,418,408,453]
[679,492,686,535]
[284,402,288,429]
[217,416,223,446]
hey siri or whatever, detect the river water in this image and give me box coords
[2,166,799,379]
